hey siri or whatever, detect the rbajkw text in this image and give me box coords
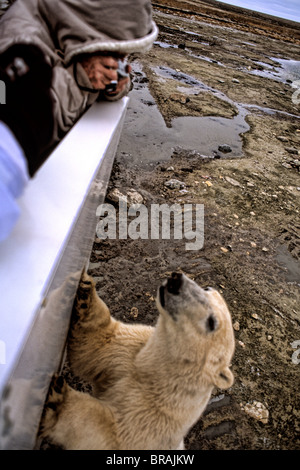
[106,454,195,466]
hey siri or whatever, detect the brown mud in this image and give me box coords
[44,1,300,450]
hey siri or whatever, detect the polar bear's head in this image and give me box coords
[156,272,235,390]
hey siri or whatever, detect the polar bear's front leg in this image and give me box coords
[67,273,119,383]
[40,375,117,450]
[71,272,114,331]
[67,272,153,394]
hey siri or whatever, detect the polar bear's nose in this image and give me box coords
[167,272,183,295]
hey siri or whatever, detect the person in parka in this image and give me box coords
[0,0,158,174]
[0,0,158,242]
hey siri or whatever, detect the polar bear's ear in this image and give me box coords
[213,367,234,389]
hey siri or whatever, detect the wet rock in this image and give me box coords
[232,78,240,83]
[107,188,144,206]
[241,401,269,424]
[225,176,241,187]
[282,162,292,169]
[164,179,185,190]
[285,147,298,154]
[107,188,127,204]
[142,99,156,106]
[277,136,289,142]
[126,189,145,205]
[218,144,232,153]
[129,307,139,318]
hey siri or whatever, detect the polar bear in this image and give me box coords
[40,272,235,450]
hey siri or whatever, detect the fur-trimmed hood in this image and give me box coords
[48,0,158,64]
[0,0,158,64]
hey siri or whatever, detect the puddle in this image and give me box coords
[154,38,300,86]
[182,32,210,46]
[241,41,259,47]
[204,394,231,414]
[153,65,215,90]
[154,41,178,49]
[271,58,300,83]
[247,57,300,84]
[170,112,248,156]
[116,62,250,167]
[276,245,300,284]
[242,103,300,120]
[203,420,235,439]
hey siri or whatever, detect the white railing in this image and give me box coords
[0,97,129,449]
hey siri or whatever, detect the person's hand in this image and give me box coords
[79,54,131,93]
[107,65,132,96]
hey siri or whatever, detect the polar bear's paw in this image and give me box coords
[72,273,94,322]
[40,375,68,435]
[71,273,111,328]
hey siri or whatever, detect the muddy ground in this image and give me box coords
[1,0,299,454]
[84,1,300,451]
[41,1,300,451]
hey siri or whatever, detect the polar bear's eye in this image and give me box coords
[206,314,217,332]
